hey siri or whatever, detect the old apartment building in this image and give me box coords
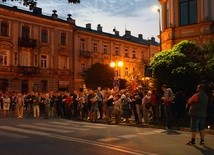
[159,0,214,50]
[0,4,159,93]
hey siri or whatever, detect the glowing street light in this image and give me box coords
[110,60,124,91]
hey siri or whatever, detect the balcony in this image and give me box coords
[18,66,40,76]
[80,50,91,58]
[18,38,37,48]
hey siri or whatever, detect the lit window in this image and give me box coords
[41,55,48,68]
[41,29,48,43]
[0,21,9,37]
[0,50,8,66]
[180,0,197,26]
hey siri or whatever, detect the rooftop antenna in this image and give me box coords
[113,26,116,32]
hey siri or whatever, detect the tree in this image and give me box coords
[85,63,114,90]
[150,40,214,96]
[1,0,80,9]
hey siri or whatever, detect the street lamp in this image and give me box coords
[152,6,162,52]
[110,61,124,91]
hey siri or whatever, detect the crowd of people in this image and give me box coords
[0,86,164,125]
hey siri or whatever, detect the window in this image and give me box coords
[60,32,66,45]
[0,21,9,36]
[115,47,119,56]
[180,0,197,26]
[80,62,86,73]
[125,67,128,76]
[125,49,129,57]
[22,26,30,39]
[132,50,136,58]
[59,56,68,70]
[80,39,85,50]
[20,51,30,66]
[166,1,170,28]
[41,29,48,43]
[14,52,18,66]
[103,44,108,54]
[93,42,98,52]
[40,55,48,68]
[34,54,38,67]
[0,50,8,66]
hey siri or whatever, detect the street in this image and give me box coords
[0,118,214,155]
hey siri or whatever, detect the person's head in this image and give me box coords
[196,84,204,92]
[162,84,167,91]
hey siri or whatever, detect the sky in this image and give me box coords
[2,0,160,41]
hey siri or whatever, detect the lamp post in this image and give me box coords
[110,61,124,91]
[157,8,162,52]
[152,6,162,52]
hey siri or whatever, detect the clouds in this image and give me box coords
[2,0,160,40]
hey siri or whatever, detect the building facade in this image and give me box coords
[159,0,214,50]
[0,4,159,93]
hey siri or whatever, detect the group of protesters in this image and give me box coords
[0,86,164,125]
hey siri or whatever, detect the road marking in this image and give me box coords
[118,134,138,139]
[138,129,163,136]
[18,124,73,133]
[0,130,29,139]
[97,137,121,142]
[64,120,115,127]
[0,126,50,136]
[34,123,89,131]
[50,121,106,129]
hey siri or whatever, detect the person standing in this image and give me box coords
[161,84,175,131]
[3,93,11,117]
[16,93,24,118]
[97,87,104,120]
[186,84,208,145]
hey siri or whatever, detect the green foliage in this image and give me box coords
[1,0,80,9]
[85,63,114,90]
[150,40,214,96]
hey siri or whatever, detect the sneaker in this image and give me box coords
[200,141,204,145]
[187,141,196,146]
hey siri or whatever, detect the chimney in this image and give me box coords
[52,10,58,19]
[125,30,131,36]
[138,34,143,39]
[151,37,155,42]
[86,23,91,29]
[115,30,119,36]
[97,24,102,32]
[67,14,75,24]
[33,7,42,15]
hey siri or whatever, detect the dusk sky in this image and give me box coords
[2,0,160,41]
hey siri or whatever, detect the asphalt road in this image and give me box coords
[0,117,214,155]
